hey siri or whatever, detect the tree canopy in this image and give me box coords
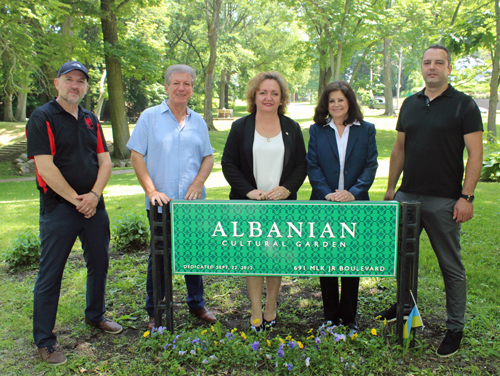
[1,0,498,154]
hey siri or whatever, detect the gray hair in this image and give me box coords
[165,64,196,86]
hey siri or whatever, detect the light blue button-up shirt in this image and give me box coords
[127,100,214,209]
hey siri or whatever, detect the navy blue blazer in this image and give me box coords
[306,120,378,200]
[222,114,307,200]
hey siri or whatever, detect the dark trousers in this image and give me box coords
[33,203,110,348]
[145,210,205,317]
[320,276,360,325]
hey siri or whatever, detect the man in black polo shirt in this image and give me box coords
[375,45,483,357]
[27,61,122,365]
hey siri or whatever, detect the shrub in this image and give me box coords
[481,136,500,182]
[112,212,150,253]
[481,152,500,182]
[4,229,40,271]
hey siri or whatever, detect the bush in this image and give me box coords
[112,212,150,253]
[4,229,40,271]
[481,136,500,182]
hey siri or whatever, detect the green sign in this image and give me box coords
[170,200,399,277]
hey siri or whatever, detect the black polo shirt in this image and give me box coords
[26,97,108,211]
[396,85,483,199]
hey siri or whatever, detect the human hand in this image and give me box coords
[384,189,396,201]
[147,190,172,206]
[453,198,474,223]
[84,208,97,219]
[247,189,268,200]
[333,190,355,202]
[325,193,336,201]
[76,192,99,216]
[185,180,204,200]
[267,186,290,200]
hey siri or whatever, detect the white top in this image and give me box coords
[253,130,284,192]
[329,119,360,190]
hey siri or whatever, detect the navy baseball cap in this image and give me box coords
[57,61,90,80]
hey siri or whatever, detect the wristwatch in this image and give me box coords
[459,193,474,203]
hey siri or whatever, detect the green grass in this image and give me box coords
[0,105,499,375]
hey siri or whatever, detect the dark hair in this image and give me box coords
[245,71,290,115]
[313,81,363,126]
[423,44,451,65]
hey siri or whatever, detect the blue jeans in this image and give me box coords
[145,210,205,316]
[33,202,110,348]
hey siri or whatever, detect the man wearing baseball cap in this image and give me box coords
[26,61,122,365]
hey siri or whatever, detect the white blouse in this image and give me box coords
[329,119,360,190]
[252,130,284,192]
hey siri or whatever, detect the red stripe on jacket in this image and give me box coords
[35,121,57,194]
[96,122,105,153]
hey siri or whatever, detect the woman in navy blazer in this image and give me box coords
[222,72,307,331]
[306,81,378,332]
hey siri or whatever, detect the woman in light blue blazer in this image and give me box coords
[306,81,378,333]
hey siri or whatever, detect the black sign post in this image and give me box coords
[396,201,421,344]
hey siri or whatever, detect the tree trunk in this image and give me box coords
[95,69,107,120]
[383,37,394,116]
[333,0,351,80]
[487,0,500,140]
[219,70,226,109]
[101,0,130,158]
[2,49,16,122]
[15,85,28,121]
[204,0,222,131]
[396,49,403,111]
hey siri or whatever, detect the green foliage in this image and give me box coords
[141,321,395,375]
[112,212,150,253]
[3,229,40,271]
[481,136,500,182]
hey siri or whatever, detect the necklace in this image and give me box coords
[257,122,280,142]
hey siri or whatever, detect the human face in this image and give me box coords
[328,90,349,124]
[255,79,282,115]
[165,72,193,107]
[421,48,452,89]
[54,70,88,105]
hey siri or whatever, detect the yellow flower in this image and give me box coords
[143,331,150,338]
[231,328,237,334]
[201,329,208,335]
[279,338,285,344]
[298,341,304,349]
[384,318,387,326]
[307,328,314,334]
[351,333,358,340]
[211,326,215,332]
[241,332,247,340]
[307,335,314,340]
[286,335,292,341]
[267,340,271,347]
[371,328,378,336]
[252,318,261,325]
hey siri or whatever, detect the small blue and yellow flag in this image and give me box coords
[403,305,423,339]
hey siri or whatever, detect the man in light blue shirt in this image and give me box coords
[127,64,216,327]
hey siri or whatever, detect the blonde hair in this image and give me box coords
[245,71,290,115]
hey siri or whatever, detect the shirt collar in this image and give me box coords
[50,96,83,116]
[417,84,454,99]
[162,99,192,115]
[328,118,361,128]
